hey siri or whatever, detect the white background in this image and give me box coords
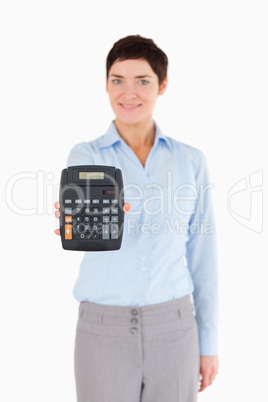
[1,0,267,400]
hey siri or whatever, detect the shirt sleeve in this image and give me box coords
[186,151,219,356]
[66,142,94,167]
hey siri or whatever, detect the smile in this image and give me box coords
[119,103,141,110]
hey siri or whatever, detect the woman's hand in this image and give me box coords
[199,355,219,392]
[54,201,131,236]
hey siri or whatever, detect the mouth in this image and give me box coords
[119,103,141,110]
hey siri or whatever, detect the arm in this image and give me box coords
[185,152,219,391]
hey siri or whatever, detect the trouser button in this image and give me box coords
[131,308,138,316]
[131,317,138,324]
[130,327,138,335]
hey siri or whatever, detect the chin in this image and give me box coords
[116,116,143,126]
[116,112,152,126]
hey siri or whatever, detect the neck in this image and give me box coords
[114,118,155,149]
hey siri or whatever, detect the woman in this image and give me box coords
[55,35,219,402]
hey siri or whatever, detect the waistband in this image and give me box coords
[79,295,192,317]
[77,295,195,338]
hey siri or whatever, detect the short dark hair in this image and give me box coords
[106,35,168,86]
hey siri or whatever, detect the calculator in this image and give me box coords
[59,165,124,251]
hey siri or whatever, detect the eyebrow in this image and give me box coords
[109,74,153,79]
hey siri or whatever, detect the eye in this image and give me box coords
[139,80,149,85]
[112,79,122,84]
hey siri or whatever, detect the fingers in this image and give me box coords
[199,371,217,392]
[123,202,131,213]
[199,372,211,392]
[54,202,60,235]
[54,201,60,218]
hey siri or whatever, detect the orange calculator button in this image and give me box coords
[65,224,72,240]
[65,216,72,223]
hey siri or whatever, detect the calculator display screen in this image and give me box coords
[79,172,105,180]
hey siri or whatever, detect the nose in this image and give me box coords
[121,82,137,100]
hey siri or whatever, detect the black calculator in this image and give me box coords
[59,165,124,251]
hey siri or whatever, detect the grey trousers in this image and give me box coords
[74,295,200,402]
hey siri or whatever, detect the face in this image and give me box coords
[106,58,167,127]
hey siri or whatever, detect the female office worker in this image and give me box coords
[55,35,219,402]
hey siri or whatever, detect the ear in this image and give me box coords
[158,77,168,95]
[106,78,108,92]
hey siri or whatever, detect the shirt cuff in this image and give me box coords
[198,327,218,356]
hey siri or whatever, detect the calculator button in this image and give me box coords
[91,207,100,214]
[92,233,99,240]
[74,207,82,214]
[75,199,83,204]
[83,216,90,223]
[103,199,110,204]
[65,224,72,240]
[111,199,118,204]
[83,207,90,214]
[64,199,72,205]
[102,216,110,223]
[111,224,119,239]
[111,216,118,223]
[74,216,82,223]
[65,216,72,223]
[102,207,110,214]
[84,199,91,204]
[78,233,86,239]
[111,207,118,214]
[75,224,89,239]
[92,216,100,223]
[102,224,109,240]
[92,199,99,204]
[75,223,85,233]
[65,207,72,215]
